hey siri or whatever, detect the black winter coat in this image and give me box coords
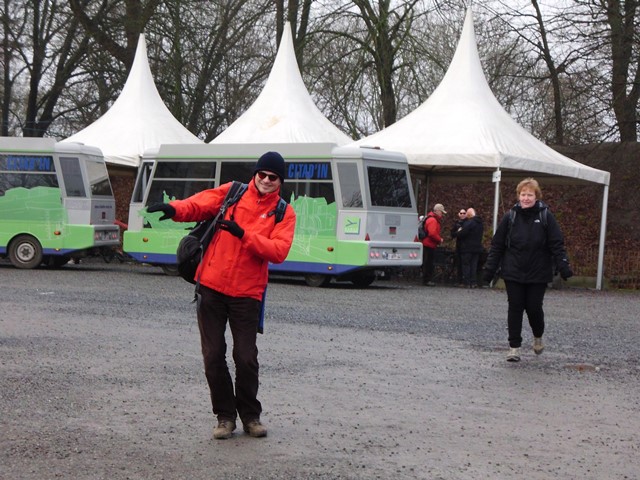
[483,201,570,284]
[455,216,484,254]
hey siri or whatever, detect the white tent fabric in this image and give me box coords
[353,9,609,187]
[352,8,609,289]
[63,34,202,168]
[211,23,351,145]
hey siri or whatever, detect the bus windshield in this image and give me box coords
[367,165,412,208]
[85,156,114,197]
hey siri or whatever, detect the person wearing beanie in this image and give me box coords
[253,151,286,184]
[147,151,296,440]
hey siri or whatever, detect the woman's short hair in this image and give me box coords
[516,177,542,199]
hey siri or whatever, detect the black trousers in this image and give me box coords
[454,249,463,284]
[504,281,547,348]
[460,252,479,286]
[422,247,435,283]
[197,286,262,424]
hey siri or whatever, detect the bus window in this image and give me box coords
[60,156,87,197]
[337,163,363,208]
[220,162,255,184]
[155,161,216,179]
[0,154,58,194]
[367,166,412,208]
[132,161,153,203]
[147,180,215,205]
[146,161,217,205]
[281,182,334,204]
[85,158,114,197]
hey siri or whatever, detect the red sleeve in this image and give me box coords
[169,183,231,222]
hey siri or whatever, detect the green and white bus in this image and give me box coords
[124,142,422,286]
[0,137,120,268]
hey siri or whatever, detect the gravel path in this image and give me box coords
[1,260,639,479]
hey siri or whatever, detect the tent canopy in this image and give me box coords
[63,34,202,168]
[211,22,352,145]
[352,8,609,187]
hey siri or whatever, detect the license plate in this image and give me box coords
[387,253,401,260]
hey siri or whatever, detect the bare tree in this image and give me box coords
[1,0,27,135]
[152,0,275,140]
[68,0,161,69]
[602,0,640,141]
[10,0,91,137]
[275,0,313,65]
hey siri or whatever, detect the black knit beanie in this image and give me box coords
[254,151,286,183]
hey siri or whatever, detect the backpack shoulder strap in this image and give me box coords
[224,181,248,206]
[219,181,248,217]
[274,197,287,223]
[507,209,516,248]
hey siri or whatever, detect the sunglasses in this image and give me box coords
[256,171,280,182]
[459,211,466,215]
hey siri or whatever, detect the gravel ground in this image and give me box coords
[1,259,639,480]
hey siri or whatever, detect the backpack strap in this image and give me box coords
[506,209,516,248]
[193,181,248,302]
[274,197,287,223]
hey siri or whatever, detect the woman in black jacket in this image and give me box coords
[483,178,573,362]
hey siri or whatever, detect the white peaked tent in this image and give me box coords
[211,22,351,145]
[63,34,202,168]
[353,8,610,289]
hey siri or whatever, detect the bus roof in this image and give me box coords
[149,142,407,164]
[0,137,104,158]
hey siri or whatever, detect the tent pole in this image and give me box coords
[596,184,609,290]
[425,175,431,213]
[492,169,501,234]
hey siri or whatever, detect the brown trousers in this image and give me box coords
[196,286,262,424]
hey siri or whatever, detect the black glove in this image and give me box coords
[218,219,244,239]
[482,270,494,283]
[559,265,573,280]
[147,203,176,221]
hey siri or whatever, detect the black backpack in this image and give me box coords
[418,217,427,240]
[176,181,287,286]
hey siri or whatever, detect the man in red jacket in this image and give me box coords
[148,152,296,440]
[421,203,447,286]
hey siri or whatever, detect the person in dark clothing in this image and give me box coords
[483,178,573,362]
[455,208,484,288]
[450,208,467,285]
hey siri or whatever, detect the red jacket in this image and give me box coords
[170,181,296,300]
[421,211,443,249]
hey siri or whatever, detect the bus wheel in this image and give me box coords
[351,273,376,288]
[304,274,330,287]
[9,235,43,269]
[161,265,180,276]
